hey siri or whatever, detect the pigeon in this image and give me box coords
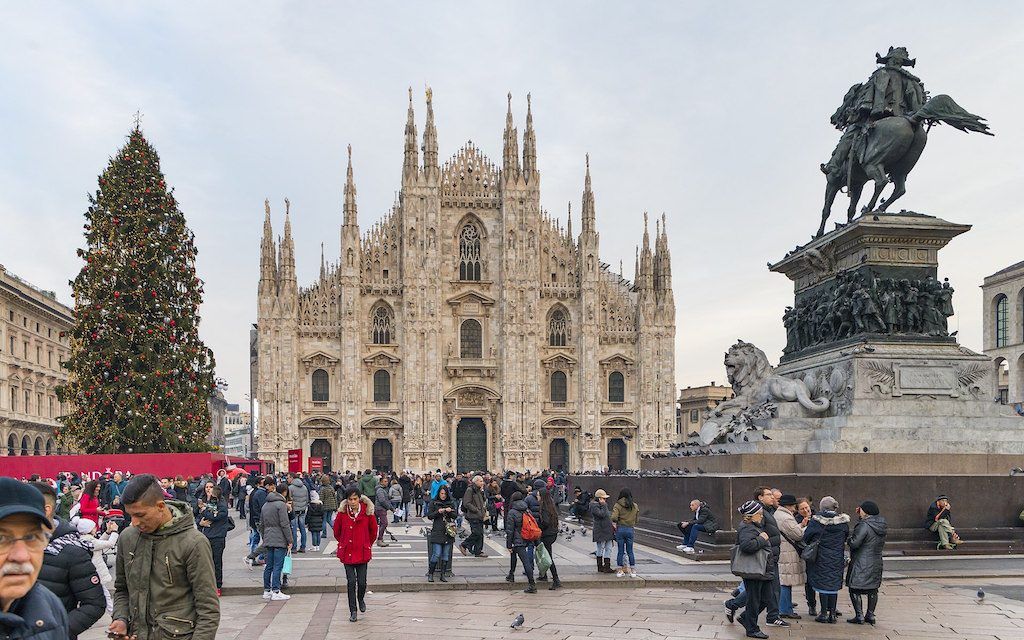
[696,467,705,475]
[682,468,690,474]
[511,613,525,629]
[762,434,771,440]
[1010,467,1023,476]
[977,588,985,603]
[863,447,870,453]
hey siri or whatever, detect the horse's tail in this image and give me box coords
[912,95,993,135]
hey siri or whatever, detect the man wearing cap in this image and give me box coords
[0,478,68,639]
[774,494,806,620]
[925,495,959,550]
[28,481,105,640]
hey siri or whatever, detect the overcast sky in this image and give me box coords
[2,2,1022,406]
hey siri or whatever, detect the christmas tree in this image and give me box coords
[57,126,217,453]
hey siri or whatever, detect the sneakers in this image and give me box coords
[243,556,253,570]
[675,544,686,550]
[769,619,790,627]
[474,553,489,558]
[312,545,320,552]
[262,590,272,600]
[615,569,625,577]
[725,605,736,623]
[681,546,695,554]
[271,591,290,601]
[458,545,469,556]
[628,570,639,578]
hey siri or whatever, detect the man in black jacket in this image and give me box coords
[246,478,270,564]
[28,482,105,640]
[458,476,489,558]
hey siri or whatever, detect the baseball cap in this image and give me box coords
[0,478,52,529]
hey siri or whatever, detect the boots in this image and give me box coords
[596,558,605,573]
[602,557,614,573]
[864,591,878,625]
[426,561,435,582]
[523,577,537,594]
[439,560,449,582]
[505,571,515,583]
[815,594,829,623]
[847,593,864,624]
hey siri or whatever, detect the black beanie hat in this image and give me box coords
[859,500,880,516]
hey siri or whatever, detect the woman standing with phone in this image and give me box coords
[195,482,229,595]
[334,487,377,622]
[426,485,456,583]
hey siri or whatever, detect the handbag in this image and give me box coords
[801,539,820,563]
[535,542,552,576]
[394,506,405,519]
[730,544,770,580]
[282,551,293,575]
[445,521,457,539]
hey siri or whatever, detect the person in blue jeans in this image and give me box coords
[611,488,639,577]
[676,499,719,554]
[259,482,293,600]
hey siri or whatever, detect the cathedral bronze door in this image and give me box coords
[549,438,569,472]
[310,439,332,473]
[456,418,487,472]
[607,438,626,471]
[372,438,393,471]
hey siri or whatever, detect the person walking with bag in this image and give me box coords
[803,496,850,624]
[504,491,538,593]
[536,488,562,589]
[590,489,615,574]
[425,486,457,583]
[259,482,292,601]
[611,488,640,578]
[732,500,772,639]
[334,487,377,622]
[846,501,886,625]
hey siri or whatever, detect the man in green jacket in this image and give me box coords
[109,474,220,640]
[358,469,378,498]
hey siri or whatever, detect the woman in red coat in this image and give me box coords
[78,480,104,526]
[334,487,377,622]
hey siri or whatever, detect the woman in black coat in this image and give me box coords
[733,500,772,640]
[802,495,851,624]
[846,501,887,625]
[194,483,229,592]
[536,488,561,589]
[425,485,456,582]
[504,491,537,593]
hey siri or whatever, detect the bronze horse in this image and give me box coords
[818,94,991,237]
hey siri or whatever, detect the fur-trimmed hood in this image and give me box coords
[812,511,851,526]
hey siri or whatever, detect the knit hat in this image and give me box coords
[819,496,839,512]
[859,501,879,516]
[936,494,948,501]
[738,500,763,517]
[310,491,320,503]
[778,493,797,507]
[76,518,96,535]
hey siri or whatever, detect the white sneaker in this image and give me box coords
[271,591,290,601]
[629,570,639,578]
[683,546,695,554]
[262,590,272,600]
[615,570,625,577]
[675,544,686,550]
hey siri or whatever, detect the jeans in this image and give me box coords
[595,539,613,558]
[508,545,535,580]
[209,536,226,589]
[322,512,334,539]
[248,528,262,554]
[344,563,368,613]
[290,511,307,550]
[780,585,794,615]
[680,523,706,547]
[403,501,411,522]
[263,547,287,591]
[615,526,636,567]
[463,520,484,555]
[430,542,453,565]
[311,530,321,546]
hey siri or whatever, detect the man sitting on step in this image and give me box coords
[924,494,961,550]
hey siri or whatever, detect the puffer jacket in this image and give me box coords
[333,498,376,565]
[803,511,850,593]
[259,492,293,548]
[305,502,325,533]
[319,483,338,512]
[0,582,69,640]
[37,518,106,639]
[289,479,310,512]
[113,501,220,640]
[427,496,456,544]
[775,507,806,587]
[374,486,392,511]
[590,500,614,543]
[194,499,229,540]
[358,473,378,498]
[847,515,887,590]
[388,484,403,507]
[504,498,531,548]
[611,498,640,527]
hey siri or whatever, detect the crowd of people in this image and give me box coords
[0,466,971,639]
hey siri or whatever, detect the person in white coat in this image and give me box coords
[75,519,118,613]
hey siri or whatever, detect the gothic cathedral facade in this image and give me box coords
[256,91,675,473]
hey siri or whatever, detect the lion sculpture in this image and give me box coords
[699,340,830,445]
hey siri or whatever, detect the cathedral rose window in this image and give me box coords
[459,223,482,281]
[371,305,394,344]
[548,308,569,347]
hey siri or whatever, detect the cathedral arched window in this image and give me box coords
[311,369,329,403]
[550,371,567,403]
[460,319,482,359]
[608,371,625,403]
[459,222,482,281]
[373,370,391,402]
[548,308,569,347]
[995,294,1009,347]
[371,305,394,345]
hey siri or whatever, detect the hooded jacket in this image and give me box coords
[194,498,229,540]
[112,500,220,640]
[504,498,531,548]
[259,492,293,548]
[461,482,487,522]
[0,582,69,640]
[846,515,887,590]
[333,498,376,565]
[289,478,310,512]
[358,473,378,498]
[611,498,640,528]
[589,500,614,543]
[803,511,851,593]
[37,518,106,639]
[427,494,456,544]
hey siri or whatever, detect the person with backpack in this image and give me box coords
[504,491,538,593]
[425,485,457,583]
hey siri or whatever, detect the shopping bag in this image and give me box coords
[394,506,405,519]
[282,551,293,575]
[729,545,769,580]
[535,541,552,576]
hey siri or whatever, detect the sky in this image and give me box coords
[2,2,1022,406]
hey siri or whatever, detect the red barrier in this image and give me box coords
[0,452,267,481]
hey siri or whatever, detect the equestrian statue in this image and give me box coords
[817,46,992,238]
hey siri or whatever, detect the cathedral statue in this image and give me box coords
[818,46,992,237]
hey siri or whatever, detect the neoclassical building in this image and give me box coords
[256,91,675,473]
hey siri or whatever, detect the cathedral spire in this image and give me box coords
[639,211,653,293]
[403,87,418,179]
[566,200,573,241]
[259,198,277,296]
[522,92,536,178]
[422,86,438,171]
[581,154,596,234]
[344,144,358,227]
[657,212,673,296]
[279,198,296,293]
[320,242,326,281]
[502,92,520,178]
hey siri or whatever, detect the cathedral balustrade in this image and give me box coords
[600,400,635,415]
[542,400,573,414]
[540,283,578,300]
[445,357,498,378]
[365,401,400,415]
[301,400,338,414]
